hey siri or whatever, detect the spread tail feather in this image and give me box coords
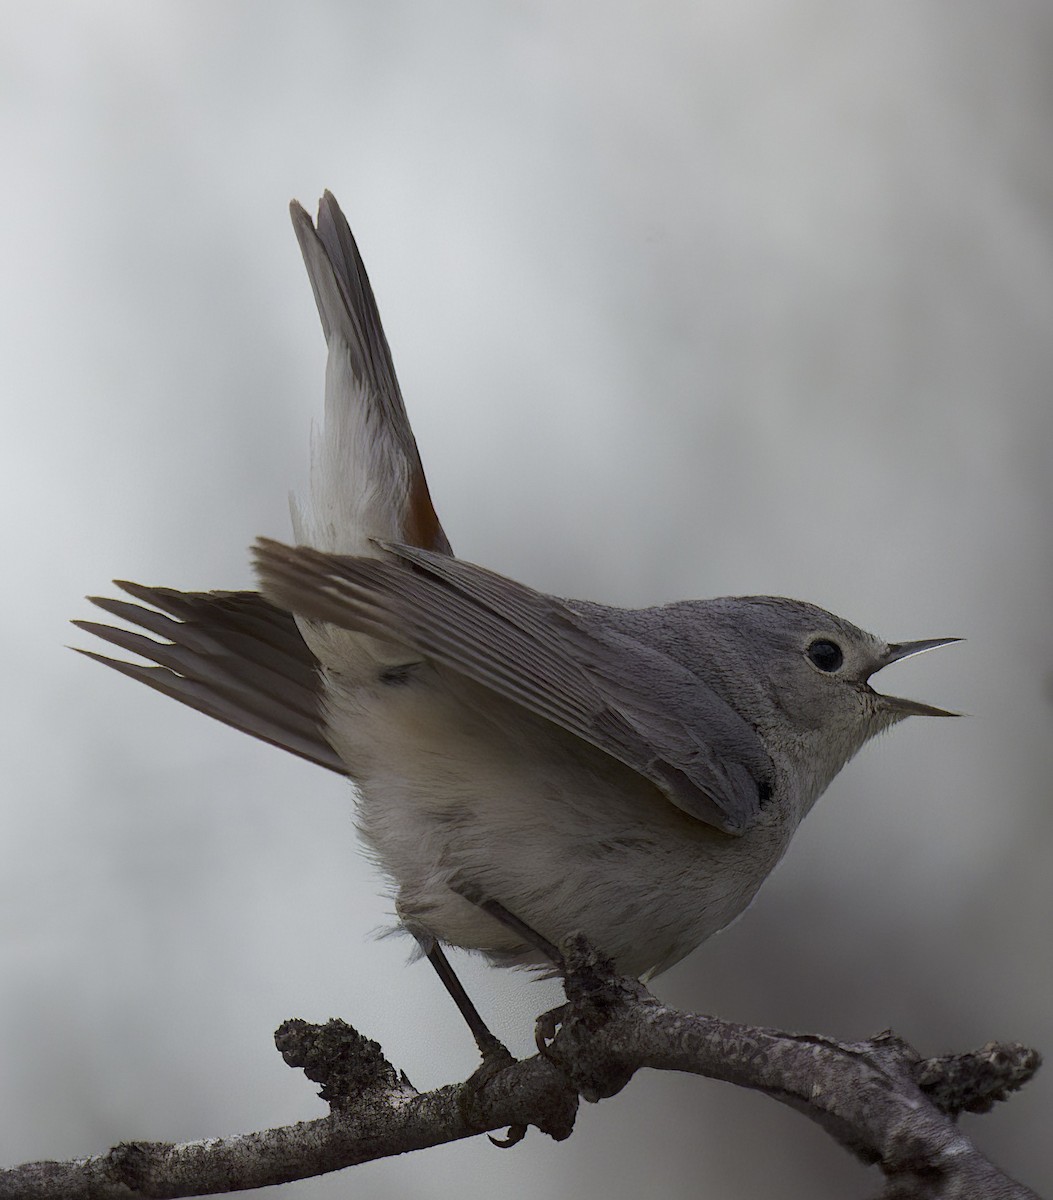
[73,584,347,775]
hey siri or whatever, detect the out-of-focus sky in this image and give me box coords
[2,3,1051,1196]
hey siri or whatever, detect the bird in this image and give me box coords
[74,191,957,1005]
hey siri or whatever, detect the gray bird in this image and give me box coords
[76,191,957,995]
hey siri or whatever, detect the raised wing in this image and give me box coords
[72,585,345,775]
[253,538,773,835]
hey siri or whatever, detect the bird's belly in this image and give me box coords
[327,674,796,979]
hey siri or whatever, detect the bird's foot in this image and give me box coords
[537,933,656,1102]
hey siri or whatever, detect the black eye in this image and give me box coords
[807,639,843,672]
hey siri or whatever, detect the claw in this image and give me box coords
[489,1123,528,1149]
[535,1003,568,1059]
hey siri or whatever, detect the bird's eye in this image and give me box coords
[807,639,844,672]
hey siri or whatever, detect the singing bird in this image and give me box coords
[76,193,956,1006]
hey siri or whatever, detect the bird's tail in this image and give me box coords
[289,192,451,558]
[72,193,446,768]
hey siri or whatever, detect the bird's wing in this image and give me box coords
[253,538,772,834]
[72,585,346,775]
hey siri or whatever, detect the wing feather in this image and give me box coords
[253,538,771,833]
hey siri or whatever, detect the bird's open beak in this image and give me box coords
[870,637,962,717]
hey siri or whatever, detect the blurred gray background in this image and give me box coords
[2,2,1051,1196]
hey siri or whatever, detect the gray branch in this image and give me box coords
[1,936,1041,1200]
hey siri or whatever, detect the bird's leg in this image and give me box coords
[446,875,564,969]
[470,897,565,969]
[447,879,650,1065]
[414,932,527,1149]
[446,878,571,1055]
[415,934,512,1066]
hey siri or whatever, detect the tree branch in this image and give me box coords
[1,936,1040,1200]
